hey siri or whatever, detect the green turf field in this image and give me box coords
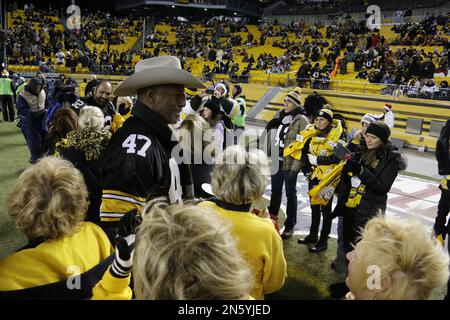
[0,121,446,299]
[0,122,28,259]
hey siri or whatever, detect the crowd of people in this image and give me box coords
[3,3,450,103]
[290,14,450,101]
[0,55,449,301]
[1,1,450,302]
[4,5,144,75]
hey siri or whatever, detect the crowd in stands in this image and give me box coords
[3,3,450,97]
[82,12,143,45]
[4,5,144,75]
[292,14,450,101]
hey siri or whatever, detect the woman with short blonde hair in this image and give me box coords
[211,145,269,205]
[78,105,105,132]
[346,216,449,300]
[199,145,287,299]
[92,201,254,300]
[7,156,88,240]
[134,201,253,299]
[0,157,113,298]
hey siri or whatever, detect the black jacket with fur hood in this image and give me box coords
[340,146,407,227]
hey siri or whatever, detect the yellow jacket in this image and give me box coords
[198,201,287,300]
[0,222,113,292]
[283,123,318,160]
[309,119,345,181]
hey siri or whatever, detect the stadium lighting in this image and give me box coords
[204,8,207,11]
[172,5,175,8]
[234,12,237,15]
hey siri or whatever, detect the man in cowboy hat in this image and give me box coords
[99,56,205,234]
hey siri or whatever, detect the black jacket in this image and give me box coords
[340,147,407,227]
[436,119,450,175]
[72,95,116,128]
[58,129,111,224]
[99,101,193,227]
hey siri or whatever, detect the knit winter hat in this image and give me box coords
[203,99,221,118]
[361,113,377,125]
[26,77,43,94]
[285,87,302,108]
[232,84,242,98]
[383,103,393,112]
[215,82,228,96]
[366,121,391,143]
[316,108,333,124]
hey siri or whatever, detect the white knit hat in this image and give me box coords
[215,82,228,96]
[361,113,377,124]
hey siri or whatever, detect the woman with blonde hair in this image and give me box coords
[92,200,254,300]
[345,216,449,300]
[56,106,111,223]
[0,157,113,299]
[199,145,287,300]
[77,105,105,132]
[178,114,216,198]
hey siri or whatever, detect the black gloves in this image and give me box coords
[343,159,362,175]
[110,209,142,279]
[265,117,282,130]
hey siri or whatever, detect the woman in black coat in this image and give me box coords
[56,106,111,223]
[330,121,407,298]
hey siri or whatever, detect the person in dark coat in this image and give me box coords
[329,121,407,299]
[16,77,48,164]
[433,119,450,300]
[295,61,311,87]
[419,58,436,80]
[56,106,111,223]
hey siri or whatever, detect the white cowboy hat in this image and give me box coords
[114,56,205,96]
